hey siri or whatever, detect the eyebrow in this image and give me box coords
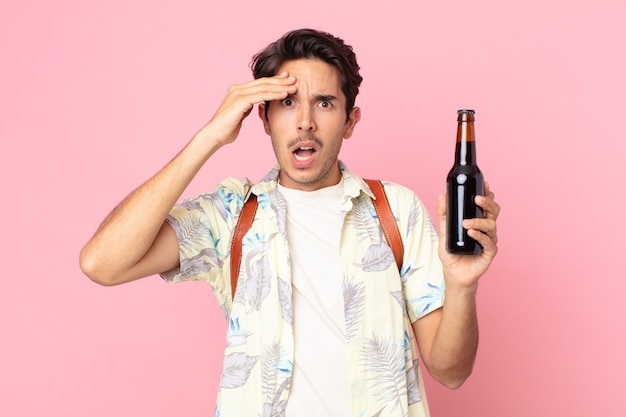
[315,94,337,102]
[286,93,338,102]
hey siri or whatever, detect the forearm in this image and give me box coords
[426,282,479,389]
[80,129,224,284]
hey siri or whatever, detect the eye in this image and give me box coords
[318,100,332,109]
[281,98,294,106]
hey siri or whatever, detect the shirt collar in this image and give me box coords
[248,161,374,201]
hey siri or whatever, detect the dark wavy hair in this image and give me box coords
[251,28,363,120]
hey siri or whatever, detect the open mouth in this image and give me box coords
[294,146,316,161]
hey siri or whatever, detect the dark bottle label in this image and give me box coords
[446,165,484,255]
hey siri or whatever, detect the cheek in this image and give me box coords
[329,119,350,137]
[267,111,295,133]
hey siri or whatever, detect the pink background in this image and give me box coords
[2,0,625,415]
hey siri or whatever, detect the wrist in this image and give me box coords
[443,277,479,300]
[188,125,229,158]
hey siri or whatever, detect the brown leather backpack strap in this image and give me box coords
[230,193,258,299]
[230,181,403,300]
[365,179,404,271]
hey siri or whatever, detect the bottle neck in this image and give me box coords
[455,120,477,166]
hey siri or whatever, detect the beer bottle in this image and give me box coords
[446,109,484,255]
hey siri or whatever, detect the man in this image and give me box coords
[80,28,500,417]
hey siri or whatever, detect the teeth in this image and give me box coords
[294,146,315,161]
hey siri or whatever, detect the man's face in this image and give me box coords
[259,58,360,191]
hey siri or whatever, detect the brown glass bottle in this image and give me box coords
[446,109,484,255]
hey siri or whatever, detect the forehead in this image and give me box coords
[277,59,343,97]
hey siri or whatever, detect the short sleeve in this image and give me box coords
[385,184,445,322]
[159,178,250,306]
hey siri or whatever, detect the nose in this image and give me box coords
[297,104,316,131]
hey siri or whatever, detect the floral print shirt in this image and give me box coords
[162,162,445,417]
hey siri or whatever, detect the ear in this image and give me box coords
[343,106,361,139]
[258,102,271,135]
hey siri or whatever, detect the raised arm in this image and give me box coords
[79,73,297,286]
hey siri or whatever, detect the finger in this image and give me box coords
[475,195,498,216]
[229,75,297,103]
[484,181,493,198]
[463,218,498,244]
[467,227,498,257]
[482,196,501,220]
[240,86,295,105]
[464,216,498,250]
[475,191,500,220]
[252,72,297,89]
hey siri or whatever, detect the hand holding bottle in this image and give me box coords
[438,182,500,289]
[440,109,500,288]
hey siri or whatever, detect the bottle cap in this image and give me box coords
[457,109,475,122]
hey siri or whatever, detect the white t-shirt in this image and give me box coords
[279,183,351,417]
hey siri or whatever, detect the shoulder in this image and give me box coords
[377,180,421,207]
[215,176,253,198]
[171,177,252,223]
[196,176,253,207]
[377,181,435,233]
